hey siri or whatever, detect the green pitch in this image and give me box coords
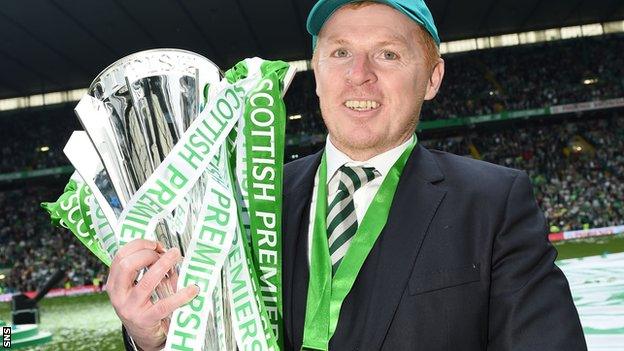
[0,293,124,350]
[0,235,622,350]
[553,234,624,260]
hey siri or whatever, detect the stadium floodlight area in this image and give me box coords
[0,89,87,113]
[0,19,622,114]
[441,20,623,54]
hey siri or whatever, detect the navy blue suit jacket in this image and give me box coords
[281,144,586,350]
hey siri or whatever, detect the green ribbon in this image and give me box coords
[246,60,287,349]
[302,152,331,350]
[44,57,293,350]
[41,179,112,266]
[225,58,289,349]
[302,136,417,350]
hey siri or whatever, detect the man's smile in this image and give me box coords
[343,99,381,111]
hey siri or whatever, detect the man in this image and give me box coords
[110,0,587,350]
[282,0,586,350]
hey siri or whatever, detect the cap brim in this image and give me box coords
[306,0,354,36]
[306,0,440,46]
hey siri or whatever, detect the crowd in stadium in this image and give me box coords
[423,34,624,119]
[422,113,624,232]
[2,35,622,175]
[0,187,105,293]
[1,112,622,293]
[1,34,623,293]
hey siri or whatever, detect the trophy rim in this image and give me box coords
[87,48,222,93]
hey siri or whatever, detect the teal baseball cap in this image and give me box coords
[307,0,440,47]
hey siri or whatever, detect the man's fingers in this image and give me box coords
[111,249,162,296]
[145,285,200,321]
[168,269,180,292]
[112,239,160,267]
[130,248,182,302]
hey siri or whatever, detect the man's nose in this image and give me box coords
[346,54,377,86]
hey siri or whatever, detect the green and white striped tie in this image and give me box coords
[327,165,379,274]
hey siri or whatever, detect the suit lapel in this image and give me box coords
[282,151,322,348]
[362,145,447,349]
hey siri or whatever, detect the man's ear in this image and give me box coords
[311,52,321,97]
[424,58,445,100]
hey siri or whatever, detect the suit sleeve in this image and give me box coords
[122,325,139,351]
[487,171,587,350]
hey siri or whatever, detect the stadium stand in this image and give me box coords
[0,186,105,293]
[0,34,622,293]
[421,112,624,232]
[2,35,622,173]
[0,105,79,174]
[424,34,624,119]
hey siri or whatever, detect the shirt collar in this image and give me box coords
[325,135,415,184]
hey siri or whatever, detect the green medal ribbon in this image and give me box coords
[302,136,417,350]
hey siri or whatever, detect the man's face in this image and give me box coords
[313,3,444,159]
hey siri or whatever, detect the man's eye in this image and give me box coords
[333,49,349,58]
[383,51,398,60]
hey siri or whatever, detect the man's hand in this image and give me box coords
[106,239,199,351]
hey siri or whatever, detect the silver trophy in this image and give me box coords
[71,49,234,350]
